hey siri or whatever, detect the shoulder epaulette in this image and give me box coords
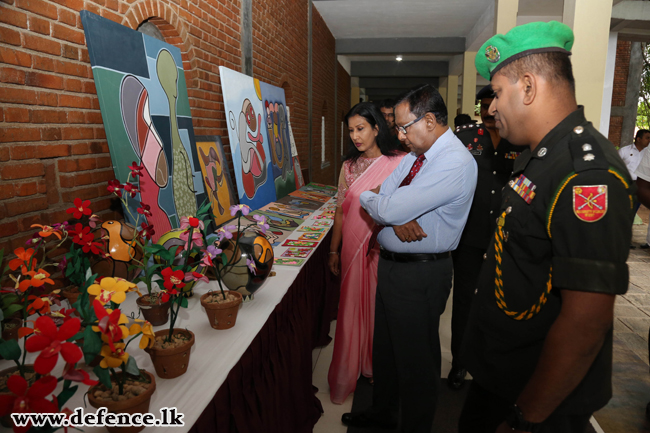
[568,125,608,172]
[454,122,479,135]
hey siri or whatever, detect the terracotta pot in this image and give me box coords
[60,286,81,307]
[200,291,243,330]
[88,370,156,433]
[1,317,22,341]
[136,295,170,326]
[144,329,195,379]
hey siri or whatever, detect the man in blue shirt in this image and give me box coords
[341,84,477,433]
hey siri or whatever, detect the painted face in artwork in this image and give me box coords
[238,99,267,198]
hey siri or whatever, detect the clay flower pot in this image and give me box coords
[60,286,81,307]
[200,291,243,330]
[136,295,170,326]
[144,329,195,379]
[88,370,156,433]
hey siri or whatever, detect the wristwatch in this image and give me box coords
[505,404,542,433]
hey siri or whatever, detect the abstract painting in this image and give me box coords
[81,11,207,240]
[195,136,236,226]
[219,66,277,209]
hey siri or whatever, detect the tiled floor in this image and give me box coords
[312,207,650,433]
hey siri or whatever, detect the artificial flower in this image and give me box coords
[25,315,82,375]
[88,214,102,229]
[184,271,209,284]
[30,224,62,240]
[216,225,236,241]
[8,247,36,271]
[253,214,269,234]
[129,320,155,349]
[128,161,144,178]
[82,237,104,255]
[180,216,204,230]
[0,375,58,433]
[107,179,123,197]
[230,204,251,216]
[123,182,139,198]
[62,362,98,386]
[68,223,92,246]
[160,288,179,303]
[161,267,186,291]
[66,198,92,220]
[87,277,135,305]
[201,244,223,267]
[92,301,129,350]
[26,295,52,315]
[137,202,152,217]
[179,229,203,248]
[246,258,257,275]
[19,268,54,292]
[140,222,155,240]
[99,342,129,369]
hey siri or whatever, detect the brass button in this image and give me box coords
[506,206,512,214]
[574,125,584,135]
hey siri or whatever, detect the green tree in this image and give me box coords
[638,42,650,130]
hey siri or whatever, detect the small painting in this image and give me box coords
[282,239,318,248]
[280,247,313,258]
[297,232,325,241]
[274,257,305,266]
[195,136,236,226]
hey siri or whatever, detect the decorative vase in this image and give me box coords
[144,329,195,379]
[92,220,144,281]
[87,370,156,433]
[136,295,170,326]
[200,291,243,330]
[219,231,274,301]
[155,229,207,297]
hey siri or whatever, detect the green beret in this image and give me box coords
[475,21,574,80]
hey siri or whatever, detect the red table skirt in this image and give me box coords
[189,232,339,433]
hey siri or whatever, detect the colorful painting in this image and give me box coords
[274,258,305,267]
[296,226,326,233]
[280,248,313,259]
[297,232,325,241]
[252,210,303,232]
[289,190,331,203]
[219,66,276,209]
[276,195,323,211]
[307,182,337,192]
[195,136,236,226]
[260,202,311,220]
[282,239,318,248]
[312,220,332,227]
[259,81,296,199]
[81,11,207,240]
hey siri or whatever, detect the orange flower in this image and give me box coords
[18,268,54,292]
[26,295,51,315]
[9,247,36,271]
[31,224,62,240]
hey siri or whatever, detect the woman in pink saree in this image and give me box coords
[328,102,405,404]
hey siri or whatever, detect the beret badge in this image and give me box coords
[485,45,500,63]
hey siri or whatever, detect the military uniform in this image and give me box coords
[450,123,524,370]
[460,108,634,431]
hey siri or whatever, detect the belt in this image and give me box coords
[379,248,451,263]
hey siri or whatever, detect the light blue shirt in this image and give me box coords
[360,128,478,253]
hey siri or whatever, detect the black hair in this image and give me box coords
[454,114,474,129]
[394,84,448,126]
[636,129,650,140]
[343,102,401,163]
[497,52,575,95]
[378,99,395,110]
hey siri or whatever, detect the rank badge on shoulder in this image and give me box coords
[573,185,607,222]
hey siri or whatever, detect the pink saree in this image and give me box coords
[328,153,405,404]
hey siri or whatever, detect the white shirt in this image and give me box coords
[636,146,650,183]
[618,144,646,181]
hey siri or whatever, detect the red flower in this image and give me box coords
[9,248,36,272]
[107,180,123,197]
[161,288,178,303]
[140,222,155,240]
[161,267,185,292]
[69,223,91,246]
[128,161,144,178]
[92,300,127,351]
[25,316,82,375]
[189,217,200,228]
[66,198,92,220]
[123,182,139,198]
[137,202,152,217]
[82,237,103,255]
[0,375,58,433]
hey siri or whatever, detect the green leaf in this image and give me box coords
[221,253,228,266]
[124,355,140,376]
[94,366,112,389]
[4,303,24,318]
[180,297,188,308]
[56,385,78,409]
[83,327,102,364]
[0,338,21,360]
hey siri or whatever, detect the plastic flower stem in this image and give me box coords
[123,332,142,351]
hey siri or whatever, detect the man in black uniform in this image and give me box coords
[379,99,408,152]
[460,21,635,433]
[448,85,524,389]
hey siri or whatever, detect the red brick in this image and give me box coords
[61,44,78,59]
[43,162,58,204]
[0,183,16,200]
[61,126,94,140]
[51,23,84,45]
[9,144,37,159]
[25,71,63,89]
[0,7,28,28]
[16,213,45,232]
[0,127,41,143]
[54,59,87,78]
[61,185,101,203]
[41,127,62,141]
[16,0,58,20]
[63,77,82,92]
[36,91,58,106]
[23,33,61,56]
[85,111,102,124]
[28,15,50,35]
[0,161,44,179]
[40,143,70,158]
[0,46,31,66]
[79,47,89,63]
[0,146,10,162]
[67,110,84,123]
[58,94,91,108]
[0,220,19,238]
[100,8,121,24]
[60,168,114,187]
[15,180,41,197]
[30,109,67,123]
[0,66,25,84]
[5,196,49,217]
[4,107,30,123]
[82,80,95,94]
[58,8,76,26]
[0,26,22,46]
[32,54,55,71]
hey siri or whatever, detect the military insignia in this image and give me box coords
[582,144,592,152]
[505,151,521,160]
[467,144,473,151]
[477,144,483,151]
[573,185,607,222]
[474,138,478,143]
[478,128,484,135]
[510,174,536,204]
[573,126,584,135]
[485,45,500,63]
[583,153,595,161]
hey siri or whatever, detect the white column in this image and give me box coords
[462,51,478,116]
[494,0,519,34]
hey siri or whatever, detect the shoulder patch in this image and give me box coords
[568,126,608,172]
[573,185,607,222]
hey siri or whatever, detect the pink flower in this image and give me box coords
[180,216,204,230]
[180,230,203,248]
[216,225,237,241]
[253,214,269,234]
[184,271,208,284]
[230,204,251,216]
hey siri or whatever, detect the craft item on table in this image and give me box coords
[286,106,305,189]
[312,220,332,227]
[280,247,313,259]
[275,195,323,211]
[282,239,318,248]
[260,202,311,219]
[320,209,336,217]
[195,135,237,227]
[297,232,325,241]
[223,214,293,246]
[259,81,296,199]
[297,226,326,233]
[313,214,332,220]
[289,189,331,203]
[302,185,336,197]
[306,182,337,192]
[254,210,304,232]
[81,11,211,240]
[274,257,305,266]
[219,66,277,208]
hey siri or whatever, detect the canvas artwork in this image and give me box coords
[252,210,303,232]
[289,190,331,203]
[296,226,326,233]
[274,257,305,267]
[81,11,208,240]
[219,66,277,209]
[275,195,323,211]
[259,81,296,199]
[195,136,236,226]
[307,182,337,192]
[260,203,311,220]
[280,248,313,259]
[312,220,332,227]
[282,239,318,248]
[297,232,325,241]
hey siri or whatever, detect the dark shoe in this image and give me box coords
[341,411,397,429]
[641,244,650,249]
[447,367,467,390]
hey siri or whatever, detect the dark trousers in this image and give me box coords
[371,256,453,433]
[450,244,486,368]
[459,381,593,433]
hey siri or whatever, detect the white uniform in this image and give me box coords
[618,143,646,181]
[635,149,650,245]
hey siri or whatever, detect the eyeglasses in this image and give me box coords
[395,114,426,135]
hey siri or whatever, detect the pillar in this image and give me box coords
[446,75,459,120]
[439,77,448,105]
[462,51,478,116]
[494,0,519,35]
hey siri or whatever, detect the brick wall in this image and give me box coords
[608,39,631,147]
[0,0,349,254]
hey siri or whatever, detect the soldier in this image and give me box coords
[448,85,525,390]
[460,21,635,433]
